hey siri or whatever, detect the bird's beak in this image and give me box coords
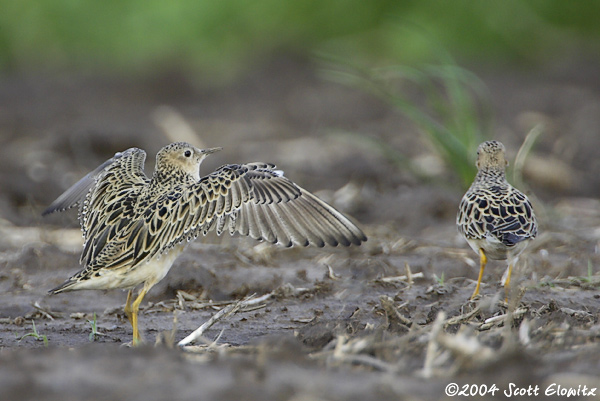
[199,147,222,155]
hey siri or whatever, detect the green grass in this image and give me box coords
[580,260,596,284]
[0,1,598,80]
[17,320,49,346]
[434,272,445,286]
[322,52,491,188]
[87,312,101,342]
[0,0,401,79]
[512,124,544,189]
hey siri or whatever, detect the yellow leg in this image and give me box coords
[123,287,148,345]
[471,248,487,299]
[129,287,149,345]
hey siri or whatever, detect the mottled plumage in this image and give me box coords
[44,142,367,343]
[457,140,537,299]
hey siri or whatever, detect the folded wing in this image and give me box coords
[457,187,537,247]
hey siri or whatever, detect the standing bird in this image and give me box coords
[457,140,537,299]
[44,142,367,343]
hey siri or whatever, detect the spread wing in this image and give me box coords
[43,148,149,267]
[101,163,367,268]
[42,153,123,216]
[79,148,149,267]
[457,185,537,247]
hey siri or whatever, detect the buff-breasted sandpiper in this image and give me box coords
[44,142,367,343]
[457,140,537,299]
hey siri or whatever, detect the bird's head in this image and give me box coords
[155,142,222,181]
[476,140,508,171]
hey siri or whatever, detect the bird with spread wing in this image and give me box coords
[44,142,367,343]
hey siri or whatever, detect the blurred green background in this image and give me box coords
[1,0,598,79]
[1,0,599,199]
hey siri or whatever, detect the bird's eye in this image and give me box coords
[184,150,192,157]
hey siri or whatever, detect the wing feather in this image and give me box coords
[75,149,148,266]
[79,161,366,271]
[42,148,148,272]
[457,186,537,247]
[42,158,112,216]
[149,163,366,251]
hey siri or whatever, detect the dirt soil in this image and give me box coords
[1,58,599,400]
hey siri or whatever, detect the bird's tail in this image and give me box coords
[48,279,78,294]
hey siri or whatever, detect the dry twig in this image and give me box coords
[179,293,272,347]
[443,306,481,327]
[379,295,413,328]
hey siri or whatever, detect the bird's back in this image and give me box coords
[457,171,537,260]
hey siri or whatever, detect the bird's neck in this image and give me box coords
[474,167,507,185]
[151,169,197,187]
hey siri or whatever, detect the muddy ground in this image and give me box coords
[0,58,599,400]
